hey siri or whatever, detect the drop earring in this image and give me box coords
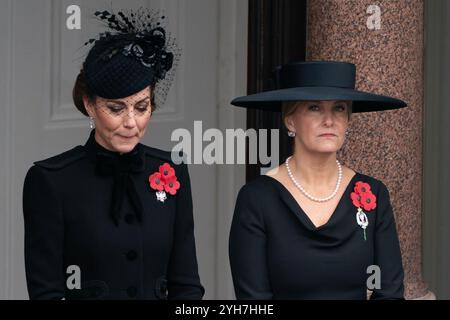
[89,116,95,129]
[287,131,296,138]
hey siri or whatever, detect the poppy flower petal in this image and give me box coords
[350,192,361,207]
[149,172,165,191]
[360,192,377,211]
[355,181,371,195]
[159,163,175,179]
[150,165,180,196]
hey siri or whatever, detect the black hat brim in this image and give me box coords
[230,86,407,113]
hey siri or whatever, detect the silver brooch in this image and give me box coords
[156,191,167,203]
[356,208,369,241]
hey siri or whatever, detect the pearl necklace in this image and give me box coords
[285,156,342,203]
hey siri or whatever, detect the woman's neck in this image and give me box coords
[289,150,339,188]
[94,131,125,155]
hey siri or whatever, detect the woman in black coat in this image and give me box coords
[22,9,204,300]
[229,61,406,300]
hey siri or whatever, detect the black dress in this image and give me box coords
[229,173,404,300]
[22,130,204,300]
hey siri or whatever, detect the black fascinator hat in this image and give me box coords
[82,8,178,102]
[231,61,407,113]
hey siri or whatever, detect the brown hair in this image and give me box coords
[72,69,156,116]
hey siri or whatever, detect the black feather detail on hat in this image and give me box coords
[82,8,179,102]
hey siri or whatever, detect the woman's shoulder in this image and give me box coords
[24,146,86,189]
[236,173,281,203]
[353,171,390,196]
[141,144,175,162]
[33,146,86,171]
[140,144,186,168]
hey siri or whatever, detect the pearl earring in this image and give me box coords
[89,116,95,129]
[287,131,296,138]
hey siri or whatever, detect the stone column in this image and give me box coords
[306,0,432,299]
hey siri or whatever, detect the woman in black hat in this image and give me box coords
[22,9,204,300]
[229,61,405,299]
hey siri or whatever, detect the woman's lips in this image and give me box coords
[118,134,136,139]
[319,134,337,137]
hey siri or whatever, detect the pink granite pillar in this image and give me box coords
[306,0,431,299]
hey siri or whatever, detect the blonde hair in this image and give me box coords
[282,101,300,122]
[281,101,301,131]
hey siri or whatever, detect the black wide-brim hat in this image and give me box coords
[231,61,407,113]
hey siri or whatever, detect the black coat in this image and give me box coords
[23,130,204,300]
[229,173,404,300]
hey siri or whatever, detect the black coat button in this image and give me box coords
[155,277,168,300]
[126,250,137,261]
[127,286,138,297]
[124,214,135,224]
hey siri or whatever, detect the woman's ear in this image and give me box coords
[83,96,95,118]
[284,114,296,133]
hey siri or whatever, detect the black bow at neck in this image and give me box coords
[84,130,145,226]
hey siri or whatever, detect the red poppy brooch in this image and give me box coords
[350,181,376,240]
[148,163,180,203]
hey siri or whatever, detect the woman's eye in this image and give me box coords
[335,105,346,112]
[107,105,124,113]
[308,105,320,111]
[136,104,149,112]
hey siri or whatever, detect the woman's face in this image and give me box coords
[84,86,152,153]
[284,100,351,154]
